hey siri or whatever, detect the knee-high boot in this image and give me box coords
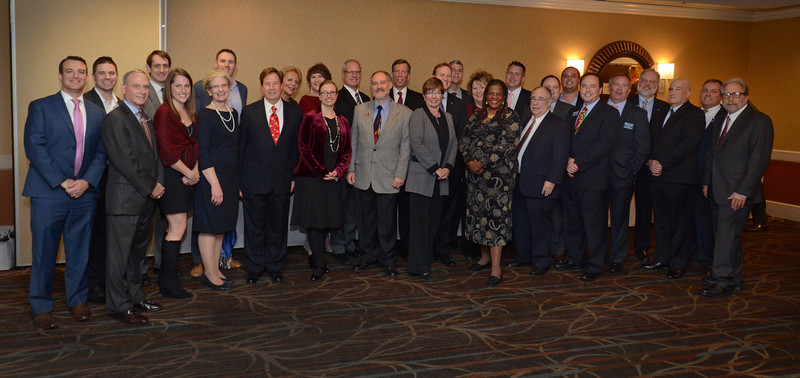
[158,240,191,299]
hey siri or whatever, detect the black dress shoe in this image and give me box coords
[352,261,377,272]
[141,273,152,287]
[384,265,398,278]
[507,260,531,268]
[530,265,549,276]
[745,223,768,232]
[334,254,351,266]
[88,286,106,304]
[115,308,148,325]
[635,249,648,262]
[310,267,330,281]
[246,272,260,284]
[580,270,599,281]
[409,272,433,281]
[700,284,735,298]
[438,256,456,267]
[608,263,623,273]
[486,275,502,287]
[201,274,233,290]
[555,261,583,271]
[469,262,490,272]
[133,299,162,312]
[643,261,669,270]
[702,277,743,291]
[666,269,684,279]
[268,272,284,283]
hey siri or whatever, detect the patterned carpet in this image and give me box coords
[1,219,799,377]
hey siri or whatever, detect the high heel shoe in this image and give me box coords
[469,262,490,272]
[200,274,232,290]
[486,275,502,287]
[310,266,331,281]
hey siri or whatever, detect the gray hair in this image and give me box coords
[122,69,147,85]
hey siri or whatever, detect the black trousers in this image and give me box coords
[356,186,398,266]
[564,186,607,274]
[87,170,107,294]
[633,167,653,252]
[407,186,447,275]
[549,199,567,257]
[106,210,153,313]
[243,191,290,275]
[692,185,715,267]
[651,179,694,270]
[512,186,557,268]
[606,180,634,264]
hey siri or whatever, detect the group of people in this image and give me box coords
[23,49,773,330]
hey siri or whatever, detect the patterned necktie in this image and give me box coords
[71,99,84,177]
[137,109,154,148]
[373,105,382,143]
[269,106,280,144]
[718,116,731,145]
[397,91,404,105]
[574,106,588,135]
[355,93,362,105]
[641,99,648,109]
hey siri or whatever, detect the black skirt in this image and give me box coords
[291,176,343,229]
[159,167,194,214]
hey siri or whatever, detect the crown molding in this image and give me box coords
[438,0,800,22]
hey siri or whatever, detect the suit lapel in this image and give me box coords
[51,93,77,136]
[377,103,400,146]
[121,104,154,150]
[719,106,752,149]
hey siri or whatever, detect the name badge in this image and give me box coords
[623,122,634,130]
[571,110,579,117]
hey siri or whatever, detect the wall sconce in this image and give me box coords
[657,63,674,93]
[566,60,585,76]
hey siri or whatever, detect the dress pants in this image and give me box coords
[29,195,95,315]
[243,191,290,275]
[356,186,398,266]
[549,199,567,257]
[692,185,715,267]
[606,179,634,264]
[512,186,556,268]
[330,181,359,255]
[563,186,607,274]
[407,186,446,275]
[650,179,694,270]
[396,186,410,251]
[633,167,653,252]
[106,210,153,313]
[87,171,107,296]
[711,201,751,288]
[750,184,767,225]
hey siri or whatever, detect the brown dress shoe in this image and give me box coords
[34,312,59,330]
[190,264,204,278]
[229,258,243,269]
[116,308,148,325]
[71,303,91,321]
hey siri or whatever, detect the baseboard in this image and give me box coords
[767,200,800,222]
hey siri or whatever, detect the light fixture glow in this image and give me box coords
[566,60,585,76]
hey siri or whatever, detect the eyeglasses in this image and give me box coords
[425,91,443,96]
[344,70,361,75]
[320,91,337,96]
[721,92,744,99]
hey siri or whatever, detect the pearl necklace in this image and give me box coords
[212,102,235,132]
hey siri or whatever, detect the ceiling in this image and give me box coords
[606,0,800,11]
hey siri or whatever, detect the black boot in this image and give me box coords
[158,240,191,299]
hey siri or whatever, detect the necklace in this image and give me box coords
[326,115,340,152]
[212,102,235,132]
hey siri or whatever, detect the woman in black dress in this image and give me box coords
[292,80,351,281]
[153,68,198,299]
[460,79,520,287]
[195,70,240,290]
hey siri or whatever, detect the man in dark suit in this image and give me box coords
[240,67,301,284]
[644,78,705,279]
[558,67,582,107]
[541,75,573,121]
[83,56,120,305]
[512,87,570,276]
[629,68,670,263]
[505,61,531,121]
[348,71,412,278]
[449,60,473,107]
[555,73,618,281]
[102,69,164,325]
[390,59,424,110]
[193,49,248,121]
[331,59,370,265]
[605,74,650,273]
[701,78,773,297]
[694,79,724,277]
[23,56,107,330]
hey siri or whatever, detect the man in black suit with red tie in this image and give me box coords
[644,78,705,279]
[628,68,670,263]
[240,67,302,284]
[701,78,773,298]
[390,59,424,110]
[555,73,618,281]
[512,87,570,276]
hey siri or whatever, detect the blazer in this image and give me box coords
[294,110,352,179]
[390,88,425,111]
[335,86,370,126]
[566,101,619,190]
[23,92,107,198]
[551,100,574,121]
[609,102,650,185]
[650,101,705,185]
[698,107,726,181]
[101,102,163,215]
[348,100,412,194]
[143,84,162,120]
[628,95,670,132]
[444,93,468,140]
[517,112,570,199]
[705,105,774,205]
[512,88,532,123]
[83,87,120,112]
[239,98,302,195]
[405,107,457,197]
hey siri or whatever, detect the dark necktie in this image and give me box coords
[397,91,404,105]
[355,93,362,105]
[718,116,731,145]
[373,105,382,143]
[137,109,154,148]
[663,108,674,127]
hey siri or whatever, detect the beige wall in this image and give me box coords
[0,0,11,157]
[6,0,798,265]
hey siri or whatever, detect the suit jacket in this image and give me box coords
[143,84,162,120]
[239,98,302,195]
[444,93,468,140]
[460,87,474,107]
[390,88,425,111]
[627,96,670,132]
[566,101,619,190]
[335,86,370,126]
[83,87,120,112]
[705,105,773,205]
[348,100,412,194]
[698,107,725,181]
[517,112,570,199]
[405,107,457,197]
[194,80,248,116]
[610,102,650,185]
[23,92,107,199]
[650,101,705,185]
[551,101,574,121]
[512,88,532,122]
[101,102,163,215]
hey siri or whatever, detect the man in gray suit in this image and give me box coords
[701,78,773,298]
[347,71,412,277]
[142,50,171,119]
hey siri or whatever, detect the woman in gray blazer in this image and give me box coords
[405,78,458,281]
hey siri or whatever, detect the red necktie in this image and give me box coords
[574,106,588,135]
[269,106,280,144]
[71,99,84,177]
[718,116,731,145]
[397,91,404,105]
